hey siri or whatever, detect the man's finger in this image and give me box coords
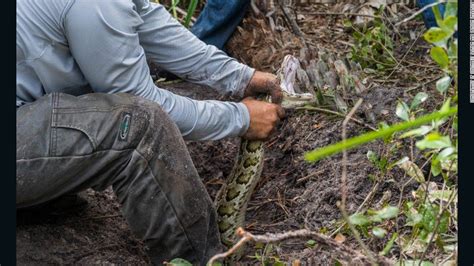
[271,88,283,104]
[276,106,285,119]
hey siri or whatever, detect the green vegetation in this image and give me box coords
[155,0,202,28]
[306,1,458,264]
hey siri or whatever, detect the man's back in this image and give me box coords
[17,0,87,106]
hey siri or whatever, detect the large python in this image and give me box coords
[215,55,315,254]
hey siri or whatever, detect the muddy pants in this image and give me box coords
[16,92,223,265]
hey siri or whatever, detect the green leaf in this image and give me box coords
[411,92,429,109]
[367,150,379,165]
[428,189,457,203]
[438,210,451,234]
[343,19,352,28]
[167,258,193,266]
[423,27,449,44]
[448,39,458,58]
[396,157,425,183]
[440,98,452,113]
[431,99,452,128]
[399,125,433,138]
[421,204,437,231]
[372,227,387,238]
[441,16,457,34]
[396,101,410,121]
[406,211,423,227]
[432,4,444,27]
[436,76,451,93]
[416,133,452,150]
[305,239,317,248]
[436,147,456,161]
[380,232,398,256]
[441,155,457,173]
[349,213,370,226]
[372,206,399,221]
[444,2,458,18]
[431,158,442,177]
[273,260,285,266]
[430,47,449,69]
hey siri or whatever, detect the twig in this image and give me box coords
[277,0,309,49]
[207,229,252,265]
[381,30,422,87]
[330,181,380,237]
[305,11,383,19]
[395,0,447,26]
[406,75,442,92]
[207,227,394,265]
[341,98,364,209]
[250,0,262,16]
[296,106,377,131]
[417,189,458,266]
[278,0,303,37]
[337,98,379,266]
[296,169,325,184]
[86,214,122,220]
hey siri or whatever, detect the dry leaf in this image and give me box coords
[334,233,346,244]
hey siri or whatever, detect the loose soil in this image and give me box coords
[17,3,443,265]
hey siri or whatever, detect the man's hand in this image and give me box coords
[244,71,283,104]
[241,97,285,140]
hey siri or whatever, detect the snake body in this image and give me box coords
[215,55,315,251]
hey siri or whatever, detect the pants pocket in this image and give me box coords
[50,95,149,157]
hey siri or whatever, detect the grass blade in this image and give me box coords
[304,106,457,162]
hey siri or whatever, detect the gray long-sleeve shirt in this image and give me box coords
[17,0,254,140]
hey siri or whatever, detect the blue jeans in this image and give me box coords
[191,0,455,50]
[417,0,445,29]
[191,0,250,51]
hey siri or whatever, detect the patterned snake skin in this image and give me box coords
[215,56,315,254]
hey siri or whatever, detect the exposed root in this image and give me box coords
[207,227,395,265]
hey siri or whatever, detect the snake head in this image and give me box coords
[278,55,300,95]
[278,55,316,108]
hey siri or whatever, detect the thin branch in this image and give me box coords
[207,229,252,265]
[337,98,378,265]
[395,1,447,26]
[296,106,377,131]
[330,181,381,237]
[206,227,394,265]
[382,30,422,87]
[417,189,458,265]
[305,11,383,19]
[341,98,364,209]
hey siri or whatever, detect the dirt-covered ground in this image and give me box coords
[17,3,445,265]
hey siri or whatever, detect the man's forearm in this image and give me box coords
[136,2,255,98]
[145,85,250,141]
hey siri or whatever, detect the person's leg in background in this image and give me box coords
[417,0,457,38]
[16,92,222,265]
[417,0,446,29]
[190,0,251,51]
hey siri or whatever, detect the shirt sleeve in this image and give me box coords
[134,2,255,99]
[63,0,249,141]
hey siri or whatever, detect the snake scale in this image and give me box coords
[215,55,315,254]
